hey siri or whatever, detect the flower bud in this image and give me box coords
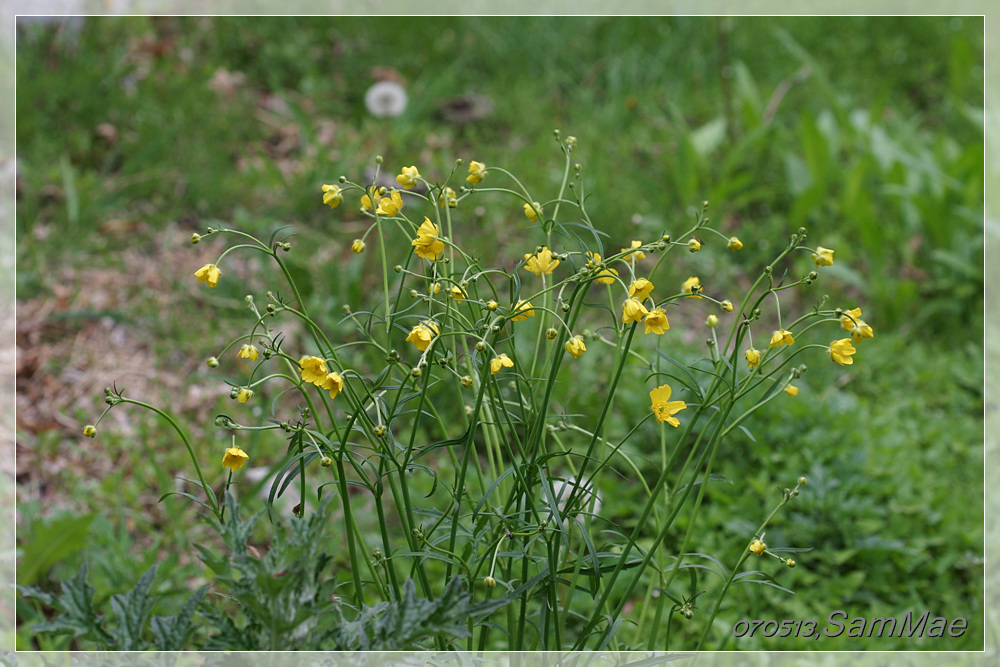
[476,341,486,351]
[409,289,419,298]
[83,424,97,438]
[352,239,365,254]
[484,576,496,588]
[411,368,422,378]
[688,238,701,253]
[706,314,718,328]
[720,300,733,312]
[546,328,558,341]
[207,357,219,368]
[320,456,333,468]
[394,265,403,273]
[727,236,743,250]
[191,233,201,244]
[797,476,808,486]
[487,300,498,311]
[374,425,387,437]
[460,375,473,388]
[786,559,796,568]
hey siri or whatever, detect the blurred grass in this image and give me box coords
[14,16,984,650]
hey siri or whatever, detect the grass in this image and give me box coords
[14,16,983,650]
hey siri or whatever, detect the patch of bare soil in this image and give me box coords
[15,228,226,509]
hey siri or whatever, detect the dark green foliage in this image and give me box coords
[19,563,206,650]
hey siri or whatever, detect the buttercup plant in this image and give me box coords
[80,132,873,650]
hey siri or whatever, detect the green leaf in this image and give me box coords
[109,565,159,650]
[30,563,115,646]
[17,512,95,586]
[150,586,208,650]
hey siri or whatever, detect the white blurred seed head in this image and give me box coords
[365,81,408,118]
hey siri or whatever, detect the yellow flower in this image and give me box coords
[523,202,542,221]
[813,246,835,267]
[490,353,514,374]
[622,240,646,261]
[728,236,743,251]
[406,321,439,351]
[351,239,366,254]
[681,276,702,298]
[466,160,487,184]
[396,165,421,190]
[565,336,587,358]
[237,387,254,403]
[438,186,457,208]
[688,237,702,252]
[450,285,466,300]
[769,330,795,348]
[622,298,649,324]
[375,189,404,216]
[784,384,799,397]
[411,217,445,260]
[360,185,380,211]
[643,308,669,335]
[628,278,654,301]
[828,338,857,366]
[840,307,874,344]
[706,314,718,328]
[322,183,343,208]
[83,424,97,438]
[237,344,259,361]
[511,300,535,321]
[586,252,618,285]
[194,264,221,288]
[650,384,687,427]
[748,539,766,556]
[523,246,560,277]
[322,371,344,399]
[745,348,761,368]
[222,446,249,471]
[299,355,329,385]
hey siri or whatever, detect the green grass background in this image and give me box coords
[13,15,984,650]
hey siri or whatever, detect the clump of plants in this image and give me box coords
[28,133,873,650]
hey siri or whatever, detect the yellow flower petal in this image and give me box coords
[194,264,222,288]
[222,446,249,471]
[650,384,687,427]
[622,298,648,324]
[643,308,669,335]
[564,336,587,358]
[511,300,535,321]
